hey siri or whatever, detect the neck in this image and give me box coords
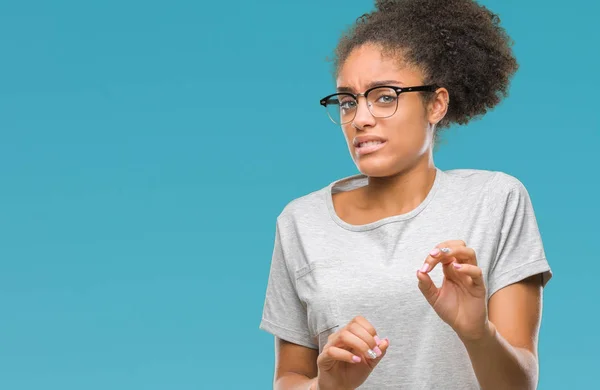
[361,155,437,216]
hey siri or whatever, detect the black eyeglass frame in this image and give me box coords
[319,85,439,124]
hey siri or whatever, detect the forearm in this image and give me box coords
[463,322,538,390]
[275,372,317,390]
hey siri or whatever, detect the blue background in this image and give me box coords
[0,0,597,388]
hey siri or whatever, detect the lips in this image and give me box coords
[352,135,387,157]
[353,135,387,147]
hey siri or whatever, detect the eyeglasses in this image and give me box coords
[319,85,438,125]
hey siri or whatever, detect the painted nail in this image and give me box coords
[366,349,377,359]
[440,247,451,254]
[352,355,361,363]
[384,337,390,345]
[419,263,430,273]
[430,248,440,256]
[374,346,382,357]
[374,335,381,345]
[453,262,462,269]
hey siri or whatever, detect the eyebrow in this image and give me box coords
[336,80,405,93]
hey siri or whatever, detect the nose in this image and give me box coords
[352,95,376,129]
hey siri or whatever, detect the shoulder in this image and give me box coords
[440,168,535,218]
[443,168,528,198]
[275,181,333,229]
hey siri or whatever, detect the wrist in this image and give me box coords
[461,320,497,349]
[316,377,353,390]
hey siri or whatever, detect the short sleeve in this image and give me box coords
[487,176,552,298]
[259,219,317,349]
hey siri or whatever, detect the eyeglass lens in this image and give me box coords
[325,87,398,125]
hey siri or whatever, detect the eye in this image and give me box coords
[339,97,357,110]
[369,87,398,106]
[377,95,396,104]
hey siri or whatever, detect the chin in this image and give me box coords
[355,157,400,178]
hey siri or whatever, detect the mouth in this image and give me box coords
[354,140,387,156]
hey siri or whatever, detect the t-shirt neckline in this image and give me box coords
[325,167,445,231]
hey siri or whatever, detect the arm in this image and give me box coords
[418,179,551,389]
[274,337,319,390]
[463,274,543,390]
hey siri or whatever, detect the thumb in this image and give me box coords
[417,269,439,307]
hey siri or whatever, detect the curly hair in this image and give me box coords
[334,0,519,129]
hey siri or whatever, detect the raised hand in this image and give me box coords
[416,240,489,342]
[315,316,390,390]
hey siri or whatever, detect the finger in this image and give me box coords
[441,260,471,286]
[368,337,390,367]
[351,316,383,346]
[335,329,379,360]
[419,246,455,273]
[352,316,378,338]
[416,269,440,306]
[419,242,475,274]
[445,246,478,265]
[432,240,467,251]
[452,263,484,286]
[347,322,379,351]
[318,346,363,365]
[350,316,384,356]
[377,337,390,356]
[358,337,391,369]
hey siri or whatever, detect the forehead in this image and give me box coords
[336,44,424,89]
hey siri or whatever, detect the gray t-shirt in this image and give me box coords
[259,168,552,389]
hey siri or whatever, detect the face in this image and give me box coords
[335,44,448,177]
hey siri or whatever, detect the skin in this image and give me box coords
[274,43,544,390]
[332,44,447,226]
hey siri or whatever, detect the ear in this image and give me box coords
[427,87,449,125]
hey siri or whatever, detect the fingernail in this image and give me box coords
[374,335,381,345]
[352,355,361,363]
[430,248,440,256]
[419,263,429,273]
[453,262,462,269]
[384,337,390,345]
[374,346,382,357]
[440,247,451,254]
[366,349,377,359]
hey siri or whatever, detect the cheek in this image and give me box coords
[390,109,427,138]
[342,126,354,144]
[386,110,430,152]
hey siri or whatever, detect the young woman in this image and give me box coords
[259,1,552,389]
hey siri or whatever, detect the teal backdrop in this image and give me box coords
[0,0,598,388]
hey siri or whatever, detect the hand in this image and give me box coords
[316,316,390,390]
[416,240,489,342]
